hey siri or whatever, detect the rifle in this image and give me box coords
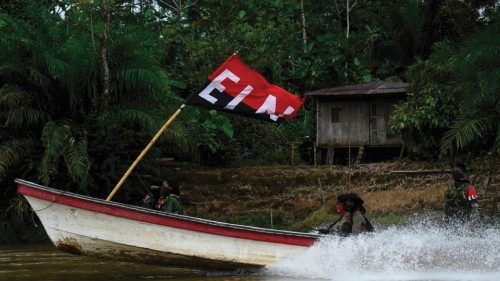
[317,216,343,234]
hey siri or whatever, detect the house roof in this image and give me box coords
[304,81,409,97]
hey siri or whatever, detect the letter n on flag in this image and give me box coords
[185,55,304,122]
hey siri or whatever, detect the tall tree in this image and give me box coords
[0,1,193,199]
[100,0,111,115]
[440,11,500,155]
[390,3,499,157]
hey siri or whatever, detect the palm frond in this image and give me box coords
[400,0,422,35]
[158,120,194,158]
[105,107,160,135]
[405,57,425,83]
[41,121,72,157]
[440,115,495,156]
[444,19,500,156]
[459,32,500,68]
[65,137,91,182]
[105,105,195,158]
[455,28,500,78]
[405,41,456,87]
[116,67,170,95]
[38,121,73,184]
[0,139,34,183]
[460,87,499,114]
[45,53,75,80]
[6,195,30,221]
[0,84,23,107]
[4,106,49,128]
[0,85,49,128]
[28,67,50,88]
[0,61,24,76]
[477,66,500,95]
[38,150,58,185]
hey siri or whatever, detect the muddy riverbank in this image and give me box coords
[170,159,498,231]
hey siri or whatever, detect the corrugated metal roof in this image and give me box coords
[304,81,409,96]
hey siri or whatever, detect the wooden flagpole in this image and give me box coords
[106,104,186,201]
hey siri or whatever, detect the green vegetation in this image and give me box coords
[0,196,47,244]
[290,205,337,232]
[0,0,498,243]
[390,17,500,157]
[371,214,409,228]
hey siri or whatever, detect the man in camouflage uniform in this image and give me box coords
[319,193,374,236]
[162,179,182,214]
[444,162,479,222]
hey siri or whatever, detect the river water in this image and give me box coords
[1,222,499,281]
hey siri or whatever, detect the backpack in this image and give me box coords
[345,212,375,234]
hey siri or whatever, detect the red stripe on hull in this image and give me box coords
[18,183,317,247]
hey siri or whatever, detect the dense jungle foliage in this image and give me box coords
[0,1,499,242]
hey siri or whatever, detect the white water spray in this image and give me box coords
[265,221,500,281]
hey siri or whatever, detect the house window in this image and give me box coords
[331,108,342,123]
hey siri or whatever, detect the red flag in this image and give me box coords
[467,184,478,201]
[186,55,304,122]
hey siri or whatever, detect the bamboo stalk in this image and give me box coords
[106,105,185,201]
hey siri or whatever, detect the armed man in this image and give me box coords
[444,162,479,222]
[319,193,374,236]
[162,179,182,214]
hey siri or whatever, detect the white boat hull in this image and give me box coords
[17,180,318,270]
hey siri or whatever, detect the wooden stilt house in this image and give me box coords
[305,81,409,164]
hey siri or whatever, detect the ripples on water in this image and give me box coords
[0,221,498,281]
[0,244,203,281]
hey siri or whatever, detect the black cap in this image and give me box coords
[164,179,180,196]
[451,161,466,173]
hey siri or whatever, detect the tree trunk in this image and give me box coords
[300,0,307,53]
[345,0,349,79]
[100,0,111,115]
[346,0,350,39]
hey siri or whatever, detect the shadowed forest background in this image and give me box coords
[0,0,498,243]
